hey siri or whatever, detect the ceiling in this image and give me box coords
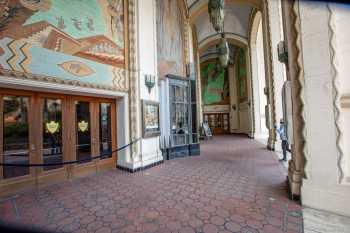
[186,1,253,47]
[194,3,252,44]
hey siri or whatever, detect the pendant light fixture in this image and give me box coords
[208,0,225,33]
[208,0,229,68]
[217,34,229,68]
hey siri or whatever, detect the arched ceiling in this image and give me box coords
[186,0,261,20]
[194,3,252,44]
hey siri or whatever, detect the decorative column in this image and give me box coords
[261,0,276,150]
[191,24,204,130]
[127,0,141,162]
[281,0,306,198]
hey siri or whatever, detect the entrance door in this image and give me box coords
[75,101,91,164]
[2,95,30,179]
[0,89,118,195]
[42,98,63,171]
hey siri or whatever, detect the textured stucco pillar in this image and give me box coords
[261,0,276,150]
[298,1,350,217]
[280,0,305,198]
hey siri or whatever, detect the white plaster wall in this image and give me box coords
[117,95,131,166]
[299,1,350,217]
[136,0,162,168]
[252,19,268,139]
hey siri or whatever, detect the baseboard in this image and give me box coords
[302,184,350,217]
[117,160,164,173]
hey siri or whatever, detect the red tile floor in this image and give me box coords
[0,135,303,233]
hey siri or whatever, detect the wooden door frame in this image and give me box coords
[96,101,118,171]
[0,89,35,188]
[0,88,119,195]
[0,93,3,181]
[36,93,68,185]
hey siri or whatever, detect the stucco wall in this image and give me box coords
[299,1,350,217]
[137,0,162,168]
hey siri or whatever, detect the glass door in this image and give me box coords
[99,103,112,159]
[2,96,30,179]
[75,101,91,164]
[42,98,63,170]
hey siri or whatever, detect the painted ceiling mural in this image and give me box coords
[201,61,229,106]
[156,0,185,78]
[0,0,126,90]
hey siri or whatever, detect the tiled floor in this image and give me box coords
[0,135,303,233]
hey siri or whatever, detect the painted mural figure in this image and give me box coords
[201,62,229,106]
[0,0,126,89]
[71,17,82,31]
[87,17,94,31]
[55,16,65,30]
[156,0,185,78]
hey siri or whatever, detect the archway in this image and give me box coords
[250,11,268,143]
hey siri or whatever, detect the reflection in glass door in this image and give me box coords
[75,101,91,164]
[3,96,30,179]
[100,103,112,159]
[169,82,190,146]
[42,98,63,170]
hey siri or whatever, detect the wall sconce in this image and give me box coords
[278,41,288,64]
[145,74,156,94]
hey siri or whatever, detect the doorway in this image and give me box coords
[0,89,117,195]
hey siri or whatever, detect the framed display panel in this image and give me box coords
[142,100,161,138]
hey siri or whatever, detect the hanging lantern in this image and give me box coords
[208,0,225,33]
[217,36,229,68]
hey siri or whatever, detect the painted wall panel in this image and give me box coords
[0,0,126,90]
[156,0,185,78]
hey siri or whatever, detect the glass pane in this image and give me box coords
[75,101,91,164]
[100,103,112,159]
[43,98,63,171]
[3,96,29,179]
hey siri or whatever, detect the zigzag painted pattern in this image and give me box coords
[112,67,127,91]
[0,38,32,73]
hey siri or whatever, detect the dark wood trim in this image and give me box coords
[91,101,100,172]
[0,88,119,196]
[0,94,3,180]
[31,94,41,184]
[38,95,67,184]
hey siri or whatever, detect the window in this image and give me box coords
[42,98,63,171]
[75,101,91,164]
[3,96,30,179]
[99,103,112,159]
